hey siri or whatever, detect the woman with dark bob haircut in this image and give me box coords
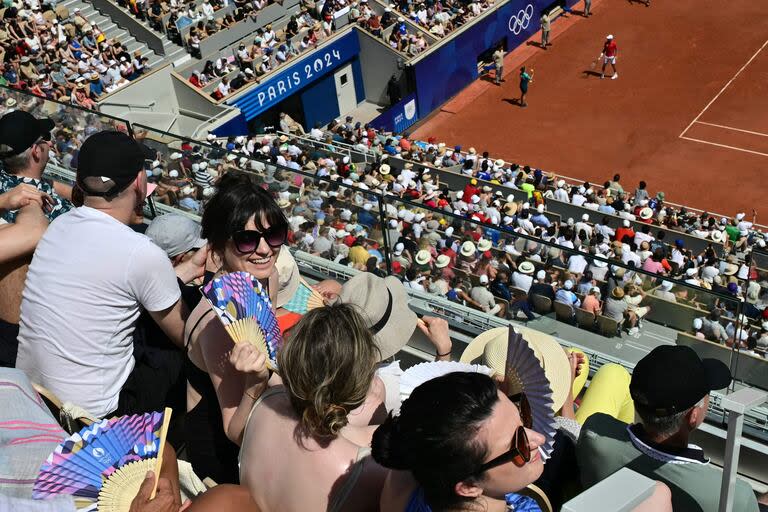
[183,171,288,484]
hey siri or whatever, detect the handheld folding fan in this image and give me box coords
[202,271,282,370]
[282,278,326,315]
[504,328,558,458]
[33,408,172,512]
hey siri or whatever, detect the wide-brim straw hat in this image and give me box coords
[460,241,476,257]
[415,249,431,266]
[477,239,492,252]
[339,273,417,360]
[460,326,571,412]
[275,246,300,308]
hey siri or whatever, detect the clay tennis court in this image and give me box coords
[412,0,768,216]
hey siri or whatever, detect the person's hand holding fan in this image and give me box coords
[33,408,173,512]
[203,271,283,370]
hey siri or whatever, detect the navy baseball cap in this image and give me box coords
[630,345,731,416]
[0,111,54,158]
[76,131,155,198]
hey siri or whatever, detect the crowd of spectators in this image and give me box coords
[0,78,768,512]
[350,1,429,55]
[2,106,768,512]
[388,0,495,37]
[89,118,763,356]
[186,5,335,98]
[0,0,151,106]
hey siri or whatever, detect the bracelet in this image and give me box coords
[245,390,259,401]
[436,349,452,357]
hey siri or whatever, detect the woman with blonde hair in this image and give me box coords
[238,303,388,512]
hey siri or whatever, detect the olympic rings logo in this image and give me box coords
[508,4,534,35]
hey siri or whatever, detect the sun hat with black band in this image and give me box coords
[630,345,731,416]
[76,131,155,198]
[338,272,418,361]
[0,110,54,158]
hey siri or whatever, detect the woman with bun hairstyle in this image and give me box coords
[238,303,388,512]
[372,372,546,511]
[372,371,673,512]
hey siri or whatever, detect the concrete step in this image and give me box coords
[126,41,144,53]
[104,25,127,37]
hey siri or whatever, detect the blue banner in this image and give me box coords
[412,0,543,116]
[229,30,361,121]
[369,93,419,134]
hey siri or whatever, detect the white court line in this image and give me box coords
[680,136,768,158]
[693,121,768,138]
[679,38,768,138]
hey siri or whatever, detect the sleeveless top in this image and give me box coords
[183,308,240,484]
[405,487,541,512]
[239,387,372,512]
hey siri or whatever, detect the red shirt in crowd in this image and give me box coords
[615,226,635,243]
[463,183,480,200]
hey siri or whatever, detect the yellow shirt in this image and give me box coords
[349,245,370,265]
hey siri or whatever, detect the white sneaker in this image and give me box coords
[611,73,618,80]
[628,326,639,335]
[600,74,604,79]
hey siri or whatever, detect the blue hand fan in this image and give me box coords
[33,408,172,512]
[202,271,282,370]
[282,278,325,314]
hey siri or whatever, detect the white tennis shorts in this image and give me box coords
[603,56,616,64]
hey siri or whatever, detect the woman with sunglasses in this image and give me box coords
[372,372,545,512]
[372,372,672,512]
[183,171,288,484]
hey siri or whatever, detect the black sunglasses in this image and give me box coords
[232,225,287,253]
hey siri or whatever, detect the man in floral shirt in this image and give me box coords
[0,110,73,223]
[0,110,73,367]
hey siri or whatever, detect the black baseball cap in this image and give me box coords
[630,345,731,416]
[0,110,54,158]
[76,131,154,198]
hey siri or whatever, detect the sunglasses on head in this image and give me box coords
[232,225,287,253]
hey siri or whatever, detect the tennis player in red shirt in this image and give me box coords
[600,34,618,79]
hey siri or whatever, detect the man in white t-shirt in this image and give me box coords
[17,131,204,418]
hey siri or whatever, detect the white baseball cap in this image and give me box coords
[606,34,614,40]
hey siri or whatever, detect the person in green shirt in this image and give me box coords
[520,181,535,199]
[577,346,764,512]
[724,220,740,242]
[519,66,533,107]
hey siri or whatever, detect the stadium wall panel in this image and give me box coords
[412,0,543,117]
